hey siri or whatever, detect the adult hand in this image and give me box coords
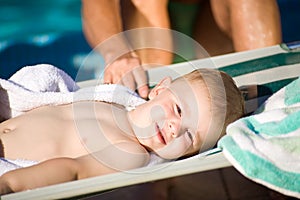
[104,54,149,99]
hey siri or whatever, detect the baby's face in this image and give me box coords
[128,77,212,159]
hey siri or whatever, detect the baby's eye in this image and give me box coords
[186,131,194,143]
[175,104,182,117]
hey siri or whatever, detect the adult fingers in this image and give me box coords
[103,70,113,84]
[120,72,136,92]
[111,71,123,85]
[104,67,122,84]
[137,84,149,99]
[132,66,149,98]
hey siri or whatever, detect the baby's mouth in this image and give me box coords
[156,123,166,145]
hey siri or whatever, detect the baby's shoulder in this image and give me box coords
[109,141,150,169]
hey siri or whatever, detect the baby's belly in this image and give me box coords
[0,106,89,161]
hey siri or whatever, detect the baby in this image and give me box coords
[0,68,244,194]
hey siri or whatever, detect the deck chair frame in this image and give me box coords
[3,43,300,200]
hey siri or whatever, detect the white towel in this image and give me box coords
[0,158,38,176]
[0,64,165,175]
[0,64,145,120]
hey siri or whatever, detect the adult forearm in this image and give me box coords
[122,0,173,66]
[82,0,132,62]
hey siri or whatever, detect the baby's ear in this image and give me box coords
[148,77,172,99]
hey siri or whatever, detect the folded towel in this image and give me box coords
[0,64,165,175]
[218,77,300,198]
[0,64,145,120]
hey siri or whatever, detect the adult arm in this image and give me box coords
[81,0,149,98]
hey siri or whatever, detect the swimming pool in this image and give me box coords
[0,0,106,81]
[1,0,299,81]
[0,0,82,42]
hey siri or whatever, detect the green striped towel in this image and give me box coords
[218,76,300,198]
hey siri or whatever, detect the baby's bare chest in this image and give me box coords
[0,102,135,159]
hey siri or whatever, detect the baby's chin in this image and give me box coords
[154,149,185,160]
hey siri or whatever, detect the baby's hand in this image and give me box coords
[0,174,14,195]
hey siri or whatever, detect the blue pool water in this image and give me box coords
[0,0,82,42]
[0,0,299,81]
[0,0,105,81]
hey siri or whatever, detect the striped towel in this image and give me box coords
[218,77,300,198]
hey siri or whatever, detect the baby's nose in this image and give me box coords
[168,120,181,138]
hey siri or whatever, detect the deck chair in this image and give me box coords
[2,43,300,200]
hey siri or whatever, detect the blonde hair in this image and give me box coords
[181,68,245,151]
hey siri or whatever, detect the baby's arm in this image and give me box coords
[0,157,79,194]
[0,142,149,194]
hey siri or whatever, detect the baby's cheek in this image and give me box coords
[150,105,166,124]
